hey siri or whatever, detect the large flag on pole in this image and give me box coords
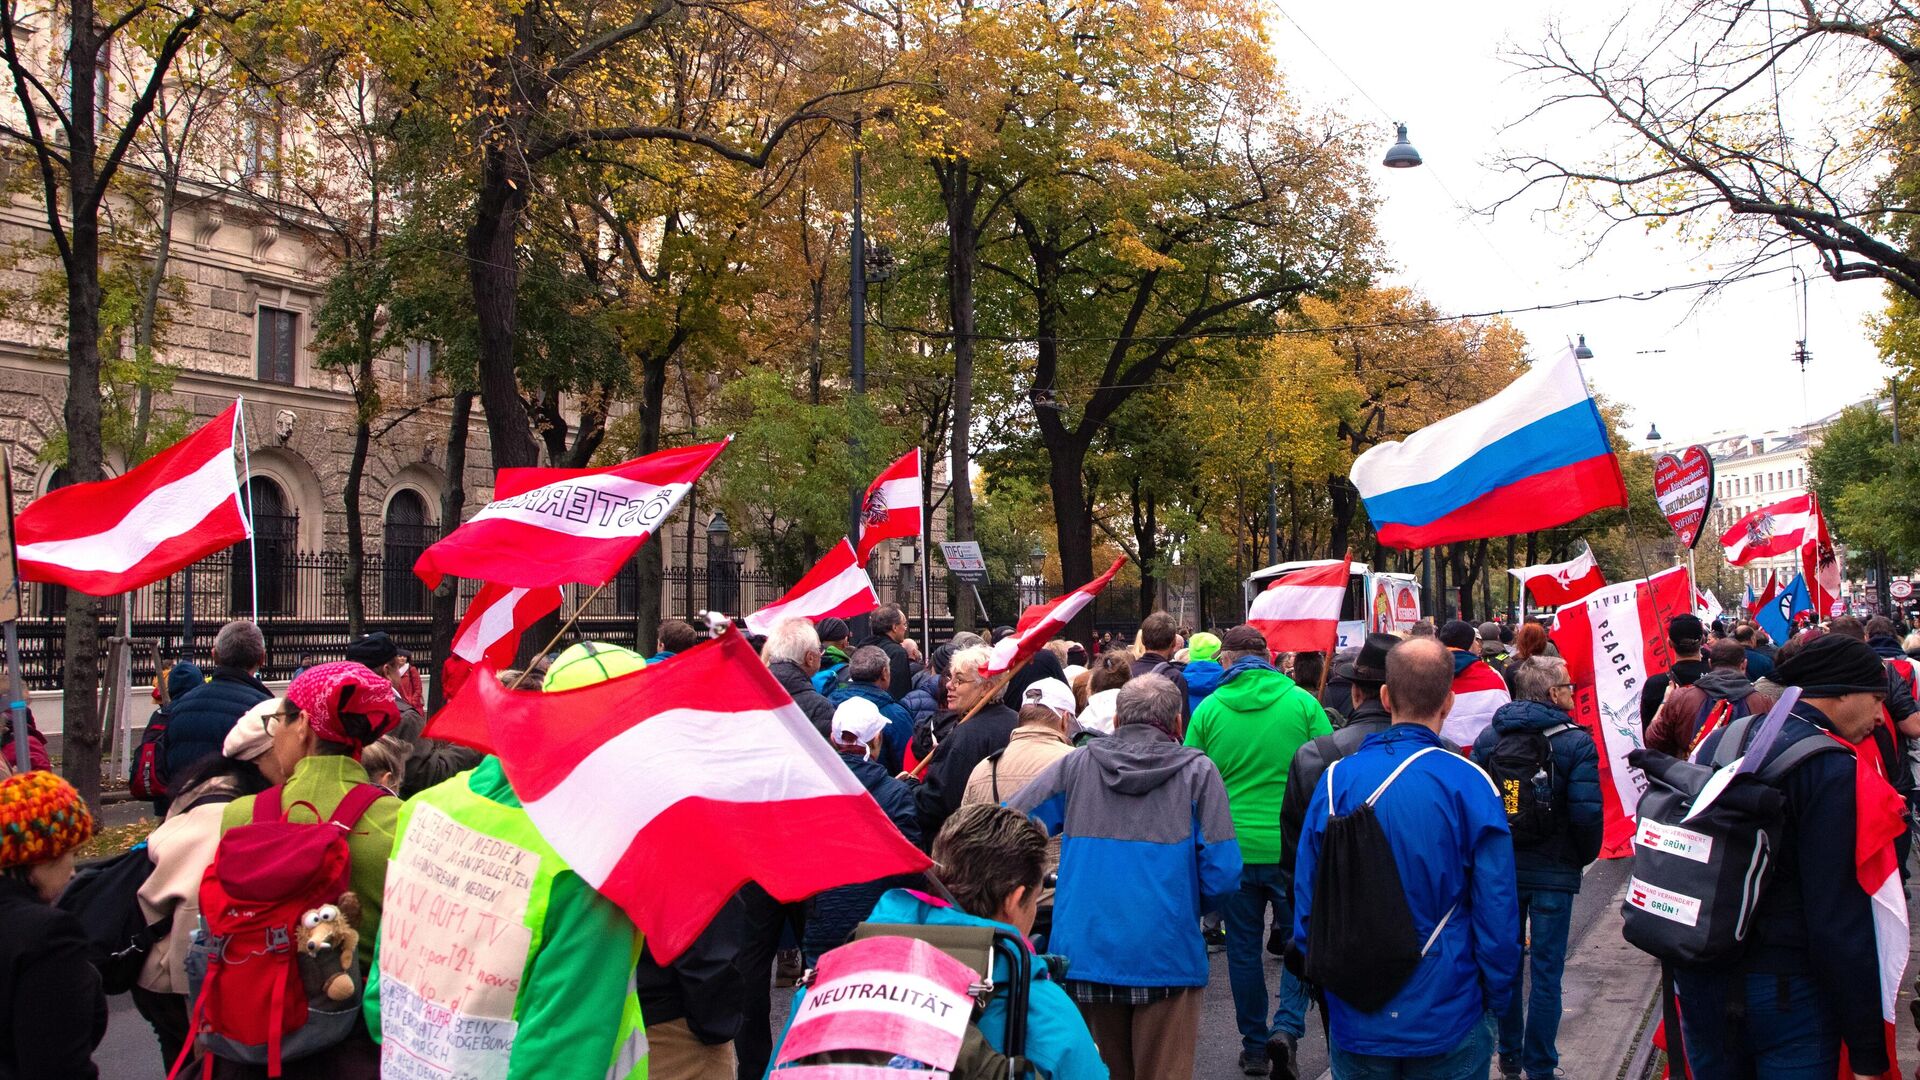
[743,539,879,635]
[1349,347,1627,548]
[982,558,1125,678]
[1718,493,1816,565]
[434,629,931,963]
[414,439,728,590]
[1800,493,1842,619]
[1247,556,1351,655]
[856,449,923,565]
[1549,564,1694,857]
[1507,547,1606,607]
[15,402,248,595]
[441,583,564,702]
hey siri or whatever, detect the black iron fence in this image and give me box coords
[13,549,953,690]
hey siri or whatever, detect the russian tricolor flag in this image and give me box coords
[1350,347,1628,548]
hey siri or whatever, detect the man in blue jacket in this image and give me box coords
[1294,637,1520,1078]
[828,646,916,771]
[156,619,270,786]
[1470,655,1602,1080]
[1009,674,1242,1080]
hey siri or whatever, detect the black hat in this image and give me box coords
[1333,633,1396,685]
[1438,619,1478,650]
[345,631,398,669]
[815,617,850,643]
[1776,634,1890,697]
[1667,614,1706,646]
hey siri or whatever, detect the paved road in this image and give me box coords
[93,860,1650,1080]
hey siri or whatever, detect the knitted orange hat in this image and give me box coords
[0,772,94,869]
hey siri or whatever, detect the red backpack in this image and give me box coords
[175,784,386,1078]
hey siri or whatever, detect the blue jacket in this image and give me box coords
[1743,647,1775,681]
[1293,724,1520,1058]
[1007,724,1242,988]
[828,682,915,773]
[646,649,677,666]
[1469,700,1604,892]
[1183,658,1225,714]
[775,889,1108,1079]
[900,670,941,726]
[159,667,271,781]
[801,753,923,965]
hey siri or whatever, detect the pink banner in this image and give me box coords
[775,936,979,1070]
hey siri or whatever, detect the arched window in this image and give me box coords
[232,477,297,616]
[382,490,435,615]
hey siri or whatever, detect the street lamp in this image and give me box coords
[1382,123,1422,168]
[1646,423,1662,442]
[1573,334,1593,360]
[706,512,735,614]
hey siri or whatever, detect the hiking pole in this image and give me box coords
[507,581,612,690]
[900,653,1033,782]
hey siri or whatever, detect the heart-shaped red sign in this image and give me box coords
[1653,445,1715,549]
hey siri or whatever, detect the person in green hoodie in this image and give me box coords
[363,644,648,1080]
[1185,625,1332,1079]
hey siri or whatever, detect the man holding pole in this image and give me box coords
[914,645,1019,843]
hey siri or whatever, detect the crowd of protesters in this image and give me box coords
[3,594,1917,1080]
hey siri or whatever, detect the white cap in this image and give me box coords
[1021,677,1076,719]
[831,697,889,750]
[1061,664,1088,685]
[223,697,280,762]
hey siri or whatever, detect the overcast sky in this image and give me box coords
[1262,1,1893,448]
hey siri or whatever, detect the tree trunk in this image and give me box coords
[631,348,669,653]
[132,171,181,457]
[467,154,540,470]
[1045,437,1096,641]
[942,160,979,632]
[1131,476,1158,620]
[341,411,371,637]
[426,391,474,713]
[1327,473,1357,556]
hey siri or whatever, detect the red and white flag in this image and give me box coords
[414,439,728,590]
[1719,494,1816,566]
[16,403,247,596]
[744,539,878,636]
[983,558,1126,678]
[1746,571,1780,618]
[1550,564,1694,857]
[1800,493,1843,620]
[1847,730,1909,1080]
[1247,556,1351,655]
[1507,547,1606,608]
[430,629,931,963]
[441,583,564,702]
[855,449,922,565]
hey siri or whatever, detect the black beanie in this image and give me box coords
[1775,634,1888,697]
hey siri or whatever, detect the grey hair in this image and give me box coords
[848,645,891,684]
[950,632,986,651]
[1508,655,1569,705]
[214,620,266,670]
[1115,673,1182,729]
[871,605,906,634]
[761,616,822,667]
[948,645,994,682]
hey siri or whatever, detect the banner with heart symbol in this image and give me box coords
[1652,445,1715,549]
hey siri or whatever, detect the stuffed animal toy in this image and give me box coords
[295,892,362,1002]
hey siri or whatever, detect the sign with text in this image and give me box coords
[938,541,990,586]
[1652,446,1715,549]
[378,802,541,1080]
[1370,577,1420,634]
[775,936,978,1071]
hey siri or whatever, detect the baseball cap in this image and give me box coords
[1187,632,1222,662]
[831,697,889,748]
[1021,677,1076,717]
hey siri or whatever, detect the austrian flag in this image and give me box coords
[441,583,564,701]
[856,449,923,565]
[744,540,878,636]
[983,558,1126,678]
[445,629,932,963]
[1247,556,1351,655]
[414,439,728,590]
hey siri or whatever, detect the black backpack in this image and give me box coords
[1621,708,1845,965]
[1303,745,1457,1012]
[1483,723,1574,849]
[57,843,167,995]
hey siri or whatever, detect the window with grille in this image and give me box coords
[257,307,297,384]
[232,478,297,616]
[382,490,435,615]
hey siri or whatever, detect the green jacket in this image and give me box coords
[364,758,646,1080]
[220,754,400,944]
[1185,658,1331,864]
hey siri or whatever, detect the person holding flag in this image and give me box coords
[914,646,1020,844]
[1685,635,1906,1080]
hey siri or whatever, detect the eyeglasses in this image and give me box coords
[1554,683,1575,690]
[266,708,300,733]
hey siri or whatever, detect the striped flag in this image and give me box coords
[983,558,1126,678]
[446,629,931,963]
[1246,556,1351,655]
[1849,731,1909,1079]
[441,583,564,701]
[1718,494,1816,566]
[1507,547,1606,607]
[744,540,879,635]
[855,450,923,565]
[414,439,728,590]
[15,402,248,595]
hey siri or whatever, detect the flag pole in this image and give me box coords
[235,400,258,624]
[918,530,933,657]
[1,458,28,775]
[507,580,611,690]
